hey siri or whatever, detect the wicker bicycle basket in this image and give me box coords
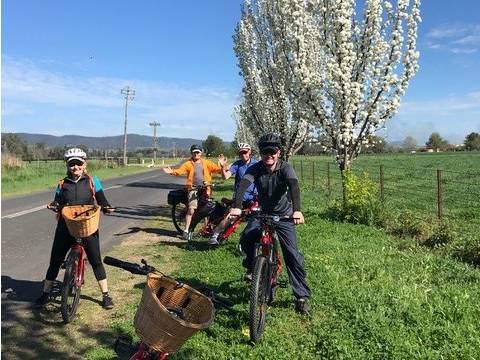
[133,273,215,353]
[61,205,101,238]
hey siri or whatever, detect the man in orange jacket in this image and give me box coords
[162,144,223,239]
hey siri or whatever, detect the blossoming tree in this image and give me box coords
[234,0,421,171]
[291,0,421,171]
[234,0,311,160]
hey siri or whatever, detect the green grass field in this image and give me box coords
[291,152,480,218]
[1,158,180,198]
[2,152,479,359]
[292,152,480,252]
[94,175,480,359]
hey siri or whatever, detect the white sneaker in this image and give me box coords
[208,234,219,246]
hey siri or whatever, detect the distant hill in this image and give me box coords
[5,133,205,151]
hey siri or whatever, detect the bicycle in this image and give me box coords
[103,256,233,359]
[245,211,292,343]
[167,184,228,241]
[48,202,114,323]
[214,199,259,244]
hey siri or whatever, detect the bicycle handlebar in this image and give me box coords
[103,256,234,309]
[47,203,116,214]
[103,256,155,275]
[239,211,295,222]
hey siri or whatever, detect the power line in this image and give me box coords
[121,86,135,166]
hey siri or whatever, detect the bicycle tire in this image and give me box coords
[249,255,269,343]
[61,250,82,323]
[172,202,187,234]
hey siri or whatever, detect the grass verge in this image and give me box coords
[3,181,479,359]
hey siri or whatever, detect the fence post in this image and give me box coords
[327,162,331,196]
[312,161,315,187]
[437,169,443,219]
[380,165,385,201]
[300,160,304,181]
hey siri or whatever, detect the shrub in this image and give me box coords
[325,171,384,225]
[342,171,383,225]
[391,211,434,243]
[423,220,457,248]
[388,212,459,250]
[1,154,25,170]
[451,236,480,266]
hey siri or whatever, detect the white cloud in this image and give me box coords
[386,91,480,144]
[451,48,478,54]
[426,24,480,54]
[1,56,239,140]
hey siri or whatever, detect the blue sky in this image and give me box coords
[2,0,480,144]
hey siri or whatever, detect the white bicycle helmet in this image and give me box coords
[238,143,252,152]
[64,148,87,163]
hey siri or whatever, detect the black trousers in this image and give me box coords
[45,218,107,282]
[240,218,311,299]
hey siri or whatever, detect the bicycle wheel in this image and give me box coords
[61,250,82,323]
[249,255,270,343]
[171,202,187,234]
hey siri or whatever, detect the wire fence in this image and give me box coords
[291,159,480,224]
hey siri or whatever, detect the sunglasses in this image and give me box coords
[191,151,202,155]
[260,148,278,156]
[239,150,249,155]
[68,160,85,167]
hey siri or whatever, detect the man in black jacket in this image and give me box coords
[228,134,311,315]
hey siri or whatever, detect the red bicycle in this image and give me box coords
[103,256,233,359]
[247,212,292,343]
[214,199,259,244]
[49,203,114,323]
[167,185,227,242]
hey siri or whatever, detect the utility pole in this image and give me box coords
[121,86,135,166]
[172,142,176,158]
[149,121,161,162]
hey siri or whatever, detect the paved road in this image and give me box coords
[1,169,185,320]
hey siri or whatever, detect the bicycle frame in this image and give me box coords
[260,224,282,284]
[170,185,226,238]
[130,342,168,360]
[258,219,283,293]
[220,200,259,241]
[70,238,87,288]
[248,213,289,343]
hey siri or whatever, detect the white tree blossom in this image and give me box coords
[234,0,311,160]
[232,104,257,149]
[291,0,421,170]
[235,0,421,170]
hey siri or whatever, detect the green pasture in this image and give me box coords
[3,152,479,359]
[86,180,480,359]
[291,152,480,242]
[291,152,480,218]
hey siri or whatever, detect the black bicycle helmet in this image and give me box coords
[190,144,203,153]
[257,133,281,150]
